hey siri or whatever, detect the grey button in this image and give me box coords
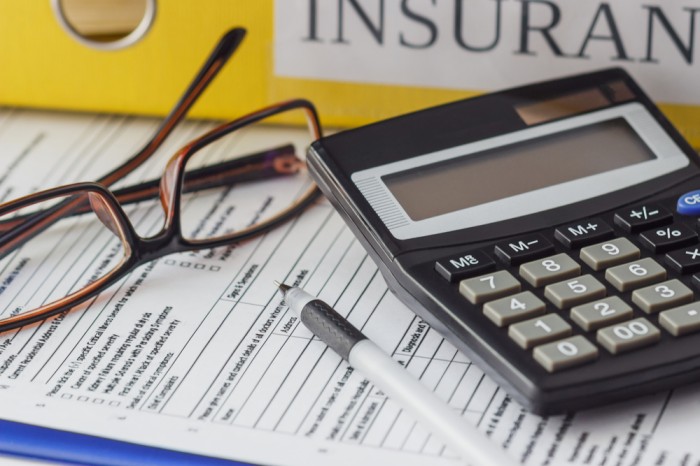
[533,336,599,373]
[631,279,693,314]
[508,314,572,349]
[659,302,700,336]
[579,237,641,271]
[570,296,634,331]
[519,253,581,287]
[483,291,546,327]
[544,274,606,309]
[597,318,661,354]
[605,258,667,292]
[459,270,521,304]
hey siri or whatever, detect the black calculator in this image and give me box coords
[307,68,700,415]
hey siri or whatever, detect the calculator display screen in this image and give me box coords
[383,119,654,222]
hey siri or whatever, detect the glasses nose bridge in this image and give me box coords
[133,229,184,265]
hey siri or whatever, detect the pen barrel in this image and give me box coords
[348,340,515,466]
[300,300,366,361]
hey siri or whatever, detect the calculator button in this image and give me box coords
[459,271,521,305]
[659,302,700,336]
[579,238,640,271]
[434,250,495,283]
[483,291,546,327]
[665,246,700,274]
[639,224,697,253]
[676,190,700,216]
[614,203,672,233]
[605,258,666,292]
[508,314,572,350]
[554,218,614,249]
[596,318,661,354]
[533,336,598,373]
[570,296,633,331]
[544,275,606,309]
[494,234,554,265]
[631,279,693,314]
[519,253,581,287]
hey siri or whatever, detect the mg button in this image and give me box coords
[435,250,495,282]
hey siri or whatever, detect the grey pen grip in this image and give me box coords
[300,300,366,360]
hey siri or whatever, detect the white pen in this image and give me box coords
[274,281,517,466]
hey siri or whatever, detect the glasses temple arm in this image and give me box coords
[0,29,247,252]
[96,28,246,188]
[111,144,302,206]
[0,144,303,237]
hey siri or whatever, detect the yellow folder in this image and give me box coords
[0,1,698,148]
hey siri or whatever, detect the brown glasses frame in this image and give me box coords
[0,28,323,332]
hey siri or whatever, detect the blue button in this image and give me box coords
[677,190,700,215]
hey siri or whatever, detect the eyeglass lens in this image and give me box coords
[0,191,130,321]
[180,108,316,243]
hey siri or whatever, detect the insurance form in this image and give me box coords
[0,108,697,466]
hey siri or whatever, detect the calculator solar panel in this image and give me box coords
[307,68,700,414]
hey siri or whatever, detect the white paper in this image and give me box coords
[0,107,698,466]
[274,0,700,106]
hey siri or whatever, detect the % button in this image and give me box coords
[657,227,682,239]
[678,190,700,216]
[640,225,697,253]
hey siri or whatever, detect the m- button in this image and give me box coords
[435,250,495,282]
[494,234,554,265]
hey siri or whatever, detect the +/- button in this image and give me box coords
[614,203,672,233]
[677,190,700,216]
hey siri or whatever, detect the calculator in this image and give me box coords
[307,68,700,414]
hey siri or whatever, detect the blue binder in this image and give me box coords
[0,420,252,465]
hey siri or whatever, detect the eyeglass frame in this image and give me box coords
[0,28,323,333]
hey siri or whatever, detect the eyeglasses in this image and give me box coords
[0,28,322,333]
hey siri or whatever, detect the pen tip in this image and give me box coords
[274,281,291,293]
